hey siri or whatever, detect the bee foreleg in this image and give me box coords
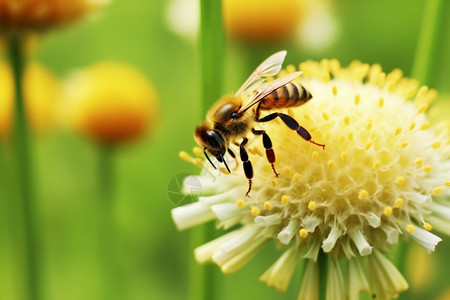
[258,113,325,149]
[239,138,253,197]
[252,129,279,177]
[227,148,239,171]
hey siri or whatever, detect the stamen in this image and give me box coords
[311,151,318,161]
[270,179,277,187]
[394,198,404,208]
[283,166,291,175]
[409,122,416,130]
[400,142,408,148]
[396,176,406,186]
[415,157,423,165]
[406,224,415,233]
[394,127,402,135]
[344,116,350,125]
[281,195,290,204]
[366,119,373,130]
[432,187,442,195]
[292,173,300,181]
[236,199,245,208]
[431,141,441,149]
[251,207,260,216]
[372,160,381,170]
[384,206,393,216]
[423,165,432,173]
[445,181,450,187]
[378,97,384,108]
[264,201,272,210]
[332,85,338,96]
[299,229,308,239]
[420,122,430,130]
[179,151,193,163]
[358,189,369,200]
[322,112,330,121]
[417,103,428,114]
[193,147,204,157]
[308,201,317,211]
[354,94,360,105]
[423,223,432,231]
[327,160,335,169]
[340,151,348,162]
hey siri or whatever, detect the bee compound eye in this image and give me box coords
[206,130,225,149]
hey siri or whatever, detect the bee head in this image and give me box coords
[194,122,227,170]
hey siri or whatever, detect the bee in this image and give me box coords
[194,51,324,197]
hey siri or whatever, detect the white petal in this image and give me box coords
[326,259,345,300]
[349,229,372,256]
[409,226,442,253]
[380,224,400,244]
[277,219,300,245]
[211,203,245,221]
[171,202,215,231]
[260,247,301,292]
[322,226,343,253]
[194,229,242,263]
[219,235,269,274]
[298,260,319,300]
[254,213,282,227]
[348,258,370,300]
[368,250,408,298]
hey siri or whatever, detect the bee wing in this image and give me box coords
[237,71,303,114]
[235,50,287,96]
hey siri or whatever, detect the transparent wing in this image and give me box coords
[235,50,287,96]
[237,71,303,114]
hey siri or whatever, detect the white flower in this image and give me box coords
[173,59,450,299]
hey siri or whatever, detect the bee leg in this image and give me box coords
[258,113,325,149]
[252,129,279,177]
[254,102,263,121]
[227,148,239,171]
[240,138,253,197]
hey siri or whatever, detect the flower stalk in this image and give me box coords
[8,34,41,300]
[191,0,225,300]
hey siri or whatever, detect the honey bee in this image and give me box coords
[194,51,324,196]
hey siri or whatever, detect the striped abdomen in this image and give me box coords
[260,81,312,110]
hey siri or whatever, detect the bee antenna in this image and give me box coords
[203,148,217,169]
[222,157,231,173]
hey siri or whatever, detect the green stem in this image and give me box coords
[318,250,327,300]
[8,34,40,300]
[97,145,124,300]
[398,1,445,299]
[410,0,445,85]
[190,1,225,300]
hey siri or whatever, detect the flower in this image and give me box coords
[60,62,158,145]
[0,0,107,32]
[222,0,303,42]
[172,59,450,299]
[0,60,60,138]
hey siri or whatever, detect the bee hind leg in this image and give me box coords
[239,138,253,197]
[258,112,325,149]
[252,128,279,177]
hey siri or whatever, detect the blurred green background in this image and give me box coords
[1,0,450,299]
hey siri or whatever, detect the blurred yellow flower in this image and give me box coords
[60,62,158,145]
[0,60,59,138]
[0,0,107,32]
[223,0,303,42]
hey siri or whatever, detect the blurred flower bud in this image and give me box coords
[60,62,159,145]
[0,60,60,138]
[223,0,303,42]
[0,0,108,33]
